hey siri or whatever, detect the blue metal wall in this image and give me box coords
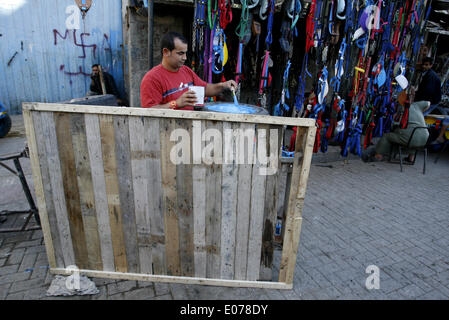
[0,0,124,114]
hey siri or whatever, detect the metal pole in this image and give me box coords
[148,0,154,69]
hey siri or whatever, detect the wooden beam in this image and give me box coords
[23,103,316,128]
[50,268,293,290]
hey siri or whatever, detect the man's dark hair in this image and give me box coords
[92,64,100,68]
[422,57,433,65]
[161,32,187,53]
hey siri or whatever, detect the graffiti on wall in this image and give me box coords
[54,3,114,84]
[53,28,113,83]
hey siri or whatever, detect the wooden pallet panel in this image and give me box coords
[23,103,316,289]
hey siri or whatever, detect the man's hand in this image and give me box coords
[221,80,238,92]
[176,90,198,108]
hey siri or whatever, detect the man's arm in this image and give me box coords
[205,80,237,97]
[150,90,198,109]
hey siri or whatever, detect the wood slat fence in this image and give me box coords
[23,103,316,289]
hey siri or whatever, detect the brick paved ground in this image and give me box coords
[1,115,448,300]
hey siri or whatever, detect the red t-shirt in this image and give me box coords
[140,64,207,110]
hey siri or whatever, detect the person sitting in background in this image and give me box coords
[432,120,448,145]
[362,93,431,164]
[88,64,124,105]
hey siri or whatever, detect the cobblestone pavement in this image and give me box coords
[1,115,449,300]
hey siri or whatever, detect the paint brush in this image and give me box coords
[231,87,239,106]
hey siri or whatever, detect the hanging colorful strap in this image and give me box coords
[330,38,347,93]
[265,0,275,48]
[305,0,316,53]
[219,0,232,29]
[212,28,226,74]
[235,0,250,40]
[235,41,243,84]
[259,50,270,94]
[274,60,292,116]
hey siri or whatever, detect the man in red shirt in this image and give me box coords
[141,32,237,110]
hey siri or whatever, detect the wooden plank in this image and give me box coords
[260,125,283,280]
[128,116,153,274]
[145,118,166,275]
[114,116,139,273]
[175,119,194,277]
[192,120,207,278]
[220,122,239,280]
[40,111,75,267]
[70,113,103,271]
[99,114,128,273]
[84,114,115,272]
[23,103,317,127]
[51,267,292,290]
[278,126,316,284]
[204,120,222,279]
[246,124,268,281]
[54,112,89,269]
[23,110,58,269]
[234,122,254,280]
[159,118,181,276]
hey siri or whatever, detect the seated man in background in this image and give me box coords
[363,94,431,163]
[88,64,125,105]
[432,119,449,145]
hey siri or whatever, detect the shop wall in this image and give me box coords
[0,0,124,114]
[124,1,191,107]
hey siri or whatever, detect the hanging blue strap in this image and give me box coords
[212,28,225,74]
[274,60,291,116]
[318,67,328,105]
[330,38,347,92]
[344,0,354,34]
[336,109,347,143]
[265,0,275,48]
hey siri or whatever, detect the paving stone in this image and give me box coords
[2,233,32,244]
[14,239,42,249]
[6,291,25,300]
[0,243,14,258]
[35,252,48,265]
[107,280,137,296]
[24,286,52,299]
[30,265,49,280]
[91,286,108,300]
[0,264,19,276]
[154,282,170,296]
[153,294,173,300]
[9,277,47,293]
[93,278,118,287]
[137,281,154,288]
[24,245,46,254]
[5,248,25,265]
[0,258,6,267]
[108,293,125,300]
[395,283,428,299]
[31,230,43,240]
[123,287,156,300]
[0,271,31,285]
[18,253,37,272]
[0,283,11,300]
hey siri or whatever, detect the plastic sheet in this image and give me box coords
[203,102,269,115]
